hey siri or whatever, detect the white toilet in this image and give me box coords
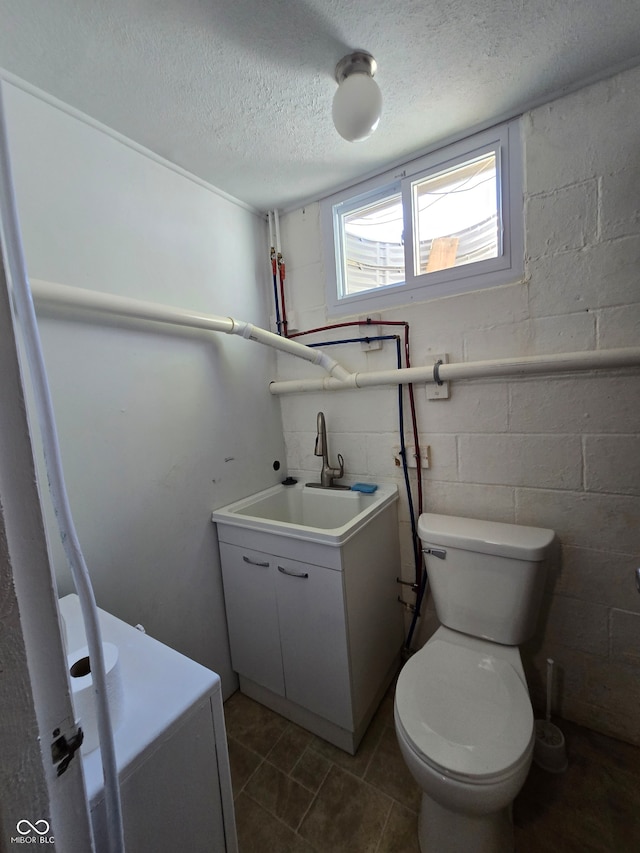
[394,513,555,853]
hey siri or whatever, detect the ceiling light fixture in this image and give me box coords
[332,50,382,143]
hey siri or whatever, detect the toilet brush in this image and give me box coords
[533,658,568,772]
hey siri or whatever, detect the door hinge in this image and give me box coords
[51,725,84,776]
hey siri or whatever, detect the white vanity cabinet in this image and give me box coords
[214,489,403,754]
[220,544,352,728]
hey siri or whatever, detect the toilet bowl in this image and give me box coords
[395,628,534,852]
[394,512,555,853]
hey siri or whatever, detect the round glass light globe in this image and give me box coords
[332,72,383,142]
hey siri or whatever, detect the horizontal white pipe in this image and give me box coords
[30,280,351,381]
[32,279,236,332]
[269,347,640,394]
[437,348,640,380]
[29,281,640,393]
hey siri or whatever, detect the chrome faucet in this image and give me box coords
[313,411,346,488]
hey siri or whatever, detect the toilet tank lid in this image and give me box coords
[418,513,555,560]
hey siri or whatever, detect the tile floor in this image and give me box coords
[224,687,640,853]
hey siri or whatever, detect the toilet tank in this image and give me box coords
[418,513,555,645]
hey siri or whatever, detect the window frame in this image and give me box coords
[322,119,523,315]
[333,179,403,301]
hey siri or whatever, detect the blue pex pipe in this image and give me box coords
[305,334,399,348]
[273,272,282,335]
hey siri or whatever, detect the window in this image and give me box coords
[322,120,523,315]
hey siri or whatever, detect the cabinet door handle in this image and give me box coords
[242,555,270,567]
[277,565,309,579]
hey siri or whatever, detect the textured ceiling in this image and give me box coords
[1,1,640,212]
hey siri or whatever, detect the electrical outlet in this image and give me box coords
[393,445,430,469]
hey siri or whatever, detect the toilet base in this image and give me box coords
[418,792,513,853]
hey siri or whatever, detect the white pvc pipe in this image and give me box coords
[32,279,235,333]
[268,210,274,252]
[438,348,640,380]
[232,318,351,381]
[274,208,282,254]
[0,89,123,853]
[30,280,352,382]
[30,280,640,392]
[268,347,640,394]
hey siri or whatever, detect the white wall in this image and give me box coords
[4,82,287,697]
[276,66,640,745]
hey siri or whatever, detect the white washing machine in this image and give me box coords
[59,595,237,853]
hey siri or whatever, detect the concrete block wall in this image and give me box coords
[275,65,640,745]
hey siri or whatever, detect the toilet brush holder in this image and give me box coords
[534,719,568,773]
[533,658,568,773]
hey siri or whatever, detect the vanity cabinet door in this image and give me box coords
[275,557,352,729]
[219,543,285,696]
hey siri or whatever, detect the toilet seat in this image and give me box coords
[395,637,533,782]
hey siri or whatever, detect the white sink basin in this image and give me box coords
[211,482,397,546]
